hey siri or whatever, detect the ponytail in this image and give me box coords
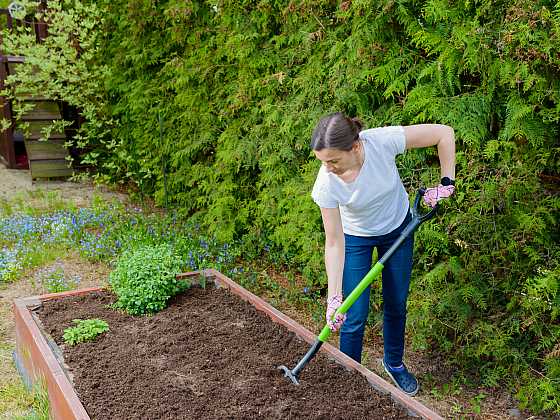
[310,112,364,151]
[350,117,363,132]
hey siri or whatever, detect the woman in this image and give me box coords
[310,112,455,396]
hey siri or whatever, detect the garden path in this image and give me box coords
[0,163,128,205]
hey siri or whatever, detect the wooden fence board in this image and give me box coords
[21,121,65,139]
[21,101,62,121]
[25,140,67,160]
[28,159,72,178]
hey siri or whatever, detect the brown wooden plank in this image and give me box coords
[22,121,63,132]
[29,159,73,179]
[24,102,60,113]
[0,11,9,32]
[21,112,62,121]
[27,133,66,140]
[36,2,48,41]
[19,121,66,139]
[6,57,26,77]
[25,140,68,160]
[5,55,25,63]
[18,96,52,101]
[21,101,61,120]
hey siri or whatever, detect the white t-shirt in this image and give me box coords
[311,126,409,237]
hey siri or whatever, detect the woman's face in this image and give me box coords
[313,142,360,176]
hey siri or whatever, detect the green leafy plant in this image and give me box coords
[36,265,80,293]
[62,319,109,346]
[109,243,187,315]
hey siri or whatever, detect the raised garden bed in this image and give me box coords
[13,269,443,419]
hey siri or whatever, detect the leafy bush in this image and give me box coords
[109,243,187,315]
[63,319,109,346]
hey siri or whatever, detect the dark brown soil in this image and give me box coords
[37,286,415,420]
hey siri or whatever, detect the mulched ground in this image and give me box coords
[37,285,415,420]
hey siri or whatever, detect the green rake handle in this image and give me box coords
[317,263,383,342]
[279,188,438,384]
[319,188,437,342]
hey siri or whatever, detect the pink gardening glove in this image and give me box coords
[423,184,455,208]
[326,294,347,332]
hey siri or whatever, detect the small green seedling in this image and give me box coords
[63,319,109,346]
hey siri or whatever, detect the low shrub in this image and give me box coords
[109,243,187,315]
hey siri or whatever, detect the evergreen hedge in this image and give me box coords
[3,0,559,413]
[92,0,559,412]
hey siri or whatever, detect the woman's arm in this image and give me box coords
[403,124,455,180]
[320,207,345,299]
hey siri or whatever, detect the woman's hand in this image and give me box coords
[326,294,347,332]
[423,184,455,208]
[404,125,456,207]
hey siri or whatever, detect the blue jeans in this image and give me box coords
[340,212,414,366]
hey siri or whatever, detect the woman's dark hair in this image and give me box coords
[310,112,363,151]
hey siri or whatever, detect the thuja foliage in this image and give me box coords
[62,318,109,346]
[109,243,188,315]
[91,0,559,412]
[5,0,559,413]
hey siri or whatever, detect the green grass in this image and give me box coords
[0,190,78,218]
[18,382,51,420]
[21,245,69,273]
[10,381,51,420]
[0,377,35,419]
[0,244,69,287]
[1,294,53,420]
